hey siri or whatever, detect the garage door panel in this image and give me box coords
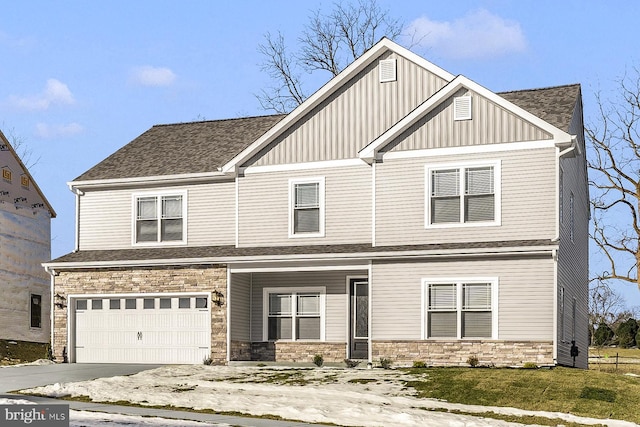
[73,294,211,364]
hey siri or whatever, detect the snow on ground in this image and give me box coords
[0,358,56,368]
[0,398,226,427]
[19,365,638,427]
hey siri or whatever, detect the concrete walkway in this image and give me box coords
[0,363,320,427]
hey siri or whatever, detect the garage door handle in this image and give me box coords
[137,332,142,340]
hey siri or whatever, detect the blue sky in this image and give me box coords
[2,1,639,307]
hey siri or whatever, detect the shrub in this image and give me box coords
[594,322,615,346]
[616,318,639,348]
[467,355,479,367]
[412,360,427,368]
[379,357,392,369]
[202,356,213,365]
[522,362,538,369]
[344,358,361,368]
[313,354,324,367]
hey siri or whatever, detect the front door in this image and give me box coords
[349,278,369,359]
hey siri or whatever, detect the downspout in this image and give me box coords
[70,187,84,252]
[45,266,56,359]
[552,249,558,365]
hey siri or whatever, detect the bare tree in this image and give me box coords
[589,279,626,345]
[2,125,39,169]
[587,68,640,291]
[257,0,403,113]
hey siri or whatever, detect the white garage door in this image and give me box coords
[73,294,211,364]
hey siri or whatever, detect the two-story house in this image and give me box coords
[45,38,588,368]
[1,129,55,354]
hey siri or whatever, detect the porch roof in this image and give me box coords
[46,239,556,268]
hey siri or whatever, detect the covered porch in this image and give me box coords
[227,261,370,363]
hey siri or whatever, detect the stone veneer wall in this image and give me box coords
[230,340,252,361]
[372,340,554,367]
[52,264,227,364]
[251,342,347,363]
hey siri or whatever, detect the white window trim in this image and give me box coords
[288,177,325,238]
[262,286,326,342]
[131,190,188,246]
[421,277,498,340]
[425,161,501,229]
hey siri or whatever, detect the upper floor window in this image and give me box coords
[289,177,325,238]
[423,278,497,339]
[427,162,500,227]
[133,192,186,244]
[569,192,575,243]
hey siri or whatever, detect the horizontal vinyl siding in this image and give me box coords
[250,271,361,342]
[557,98,589,368]
[78,181,236,250]
[387,90,551,152]
[238,165,371,246]
[246,51,448,166]
[375,147,556,245]
[230,273,251,341]
[371,257,555,341]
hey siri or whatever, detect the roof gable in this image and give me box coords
[0,129,55,217]
[359,77,576,162]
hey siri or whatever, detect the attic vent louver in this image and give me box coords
[454,96,472,121]
[379,59,396,82]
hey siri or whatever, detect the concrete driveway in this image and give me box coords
[0,363,162,394]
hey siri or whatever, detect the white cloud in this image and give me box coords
[405,9,526,60]
[35,122,83,139]
[8,78,75,111]
[130,66,176,87]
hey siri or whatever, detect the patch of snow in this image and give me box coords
[20,365,638,427]
[0,359,56,368]
[0,398,226,427]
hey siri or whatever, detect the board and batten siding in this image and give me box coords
[78,181,236,250]
[230,273,251,341]
[238,165,371,247]
[557,97,589,368]
[249,271,361,342]
[375,147,557,246]
[244,51,448,167]
[385,90,551,153]
[371,257,555,341]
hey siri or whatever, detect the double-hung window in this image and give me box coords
[289,177,325,237]
[264,288,325,341]
[134,192,186,244]
[423,279,497,339]
[428,162,500,226]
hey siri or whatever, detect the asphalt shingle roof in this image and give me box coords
[48,239,555,265]
[75,114,285,181]
[73,85,580,183]
[499,83,581,132]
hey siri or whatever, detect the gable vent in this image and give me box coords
[379,59,396,83]
[454,96,472,121]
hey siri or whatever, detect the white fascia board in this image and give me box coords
[42,244,557,270]
[68,171,229,191]
[359,75,575,162]
[221,38,455,174]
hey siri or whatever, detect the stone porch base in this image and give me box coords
[372,340,554,367]
[250,341,347,363]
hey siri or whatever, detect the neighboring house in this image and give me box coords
[0,129,55,348]
[44,38,589,368]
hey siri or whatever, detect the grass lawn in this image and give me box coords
[403,364,640,424]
